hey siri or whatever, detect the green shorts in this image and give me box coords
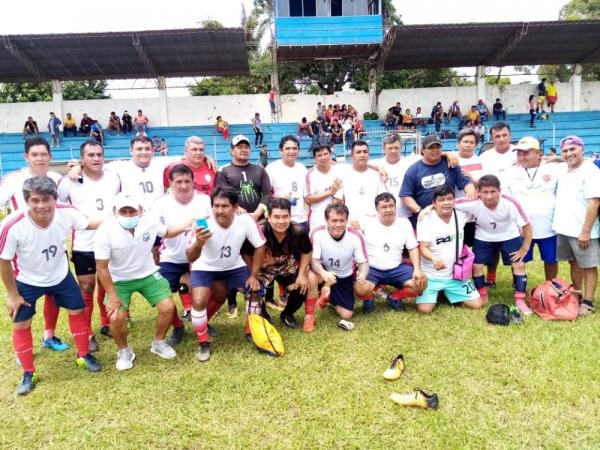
[108,272,172,311]
[416,278,479,304]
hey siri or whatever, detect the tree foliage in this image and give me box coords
[63,80,110,100]
[0,80,109,103]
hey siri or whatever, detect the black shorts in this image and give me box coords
[71,250,96,276]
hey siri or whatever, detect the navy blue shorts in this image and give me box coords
[366,263,414,287]
[190,266,250,291]
[159,262,190,292]
[524,235,557,264]
[14,272,84,323]
[473,236,532,265]
[330,275,355,312]
[71,250,96,276]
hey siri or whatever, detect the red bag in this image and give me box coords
[529,278,579,321]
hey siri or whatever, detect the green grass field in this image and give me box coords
[0,259,599,450]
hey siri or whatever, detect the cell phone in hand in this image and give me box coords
[196,217,209,230]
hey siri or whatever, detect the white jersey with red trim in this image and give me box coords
[310,226,367,278]
[304,165,344,230]
[456,154,484,198]
[189,213,266,272]
[149,192,212,264]
[360,216,417,271]
[0,206,90,286]
[455,195,529,242]
[57,171,121,251]
[0,168,62,210]
[266,159,307,223]
[339,165,386,221]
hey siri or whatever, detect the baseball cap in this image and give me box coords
[114,193,140,211]
[560,135,584,149]
[514,136,540,151]
[421,135,442,149]
[231,134,250,146]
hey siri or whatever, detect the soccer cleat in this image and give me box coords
[386,295,406,312]
[100,326,112,338]
[383,354,405,381]
[196,343,211,362]
[88,335,100,353]
[166,326,185,346]
[76,353,102,372]
[181,310,191,322]
[316,288,330,310]
[578,302,595,317]
[116,347,136,371]
[226,305,238,319]
[302,314,316,332]
[16,371,38,396]
[362,299,375,314]
[390,390,439,410]
[337,320,354,331]
[151,340,177,359]
[280,313,298,329]
[509,306,523,325]
[484,281,496,288]
[41,336,70,352]
[208,324,220,338]
[515,298,532,316]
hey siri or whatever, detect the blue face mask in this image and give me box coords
[117,214,140,230]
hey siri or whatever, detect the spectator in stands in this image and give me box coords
[215,115,230,141]
[107,112,122,135]
[152,135,161,152]
[63,113,78,137]
[298,117,314,139]
[476,99,490,121]
[329,118,343,146]
[431,102,444,133]
[546,80,558,113]
[342,114,354,151]
[448,101,462,120]
[48,112,61,148]
[79,113,94,136]
[252,112,263,147]
[269,87,277,114]
[528,94,538,128]
[383,109,396,131]
[134,109,149,135]
[353,115,364,140]
[390,102,402,128]
[466,105,480,124]
[122,110,133,134]
[472,120,485,142]
[537,78,547,114]
[325,104,334,120]
[401,109,415,129]
[23,116,39,139]
[316,102,325,120]
[414,107,427,130]
[90,120,104,146]
[259,145,269,167]
[157,139,168,156]
[492,98,506,121]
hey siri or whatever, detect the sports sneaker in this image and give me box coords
[16,371,38,396]
[337,320,354,331]
[150,340,177,359]
[166,326,185,346]
[390,390,439,410]
[515,298,532,316]
[302,314,316,332]
[88,335,100,353]
[226,305,238,319]
[578,302,595,317]
[116,347,136,371]
[100,326,112,338]
[509,306,523,325]
[76,353,102,372]
[386,295,406,312]
[362,299,375,314]
[383,353,405,381]
[196,343,211,362]
[41,336,69,352]
[181,310,191,322]
[280,313,298,329]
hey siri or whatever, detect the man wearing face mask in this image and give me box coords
[94,193,191,371]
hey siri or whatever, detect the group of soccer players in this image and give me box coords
[1,121,598,395]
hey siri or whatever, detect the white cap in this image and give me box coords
[114,193,141,211]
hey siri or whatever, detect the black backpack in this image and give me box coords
[486,304,510,326]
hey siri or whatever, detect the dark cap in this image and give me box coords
[422,135,442,149]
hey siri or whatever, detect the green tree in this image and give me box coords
[0,80,109,103]
[63,80,110,100]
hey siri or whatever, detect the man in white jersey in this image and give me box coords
[455,175,533,315]
[359,193,427,313]
[58,140,121,352]
[266,135,308,229]
[151,164,211,345]
[186,187,266,362]
[304,144,343,231]
[552,135,600,317]
[310,204,370,329]
[94,193,191,371]
[416,185,483,313]
[0,137,68,351]
[1,177,102,395]
[505,137,561,281]
[339,140,386,229]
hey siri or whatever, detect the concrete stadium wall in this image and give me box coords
[0,81,598,133]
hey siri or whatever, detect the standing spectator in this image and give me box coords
[90,120,104,145]
[107,112,122,135]
[546,80,558,113]
[431,102,444,134]
[23,116,39,139]
[537,78,547,114]
[252,112,263,147]
[134,109,149,135]
[122,110,133,135]
[269,87,277,114]
[63,113,78,137]
[47,112,61,148]
[492,98,506,121]
[528,95,538,128]
[79,113,94,136]
[476,99,491,121]
[390,102,402,127]
[215,115,230,141]
[259,145,269,167]
[316,102,325,119]
[448,101,462,120]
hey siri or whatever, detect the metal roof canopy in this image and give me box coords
[384,20,600,70]
[0,28,250,83]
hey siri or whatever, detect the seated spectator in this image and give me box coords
[63,113,77,137]
[107,111,122,135]
[383,109,396,130]
[122,110,133,134]
[23,116,39,139]
[90,120,104,145]
[152,135,161,152]
[472,120,485,141]
[298,117,314,138]
[401,109,415,129]
[466,106,480,123]
[215,115,230,141]
[329,118,343,145]
[448,101,462,120]
[79,113,94,135]
[476,99,491,121]
[157,138,168,156]
[353,116,364,139]
[47,112,61,147]
[414,107,427,129]
[134,109,149,135]
[325,104,334,120]
[492,98,506,121]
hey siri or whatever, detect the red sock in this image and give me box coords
[305,298,316,316]
[43,295,60,338]
[389,287,418,300]
[81,290,94,336]
[514,291,526,302]
[68,313,90,357]
[180,292,192,312]
[486,272,496,284]
[191,308,209,343]
[207,295,225,321]
[478,287,488,303]
[13,328,35,373]
[171,309,183,329]
[96,285,109,327]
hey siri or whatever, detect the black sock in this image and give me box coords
[582,299,594,308]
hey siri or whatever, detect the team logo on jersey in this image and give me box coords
[543,174,551,182]
[204,174,212,183]
[142,232,151,242]
[420,173,446,189]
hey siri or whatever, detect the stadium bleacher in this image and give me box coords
[1,110,599,176]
